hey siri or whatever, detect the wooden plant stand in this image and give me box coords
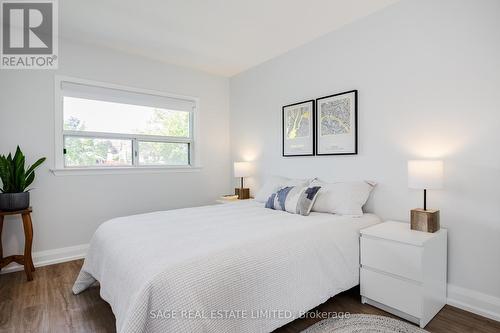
[0,207,35,281]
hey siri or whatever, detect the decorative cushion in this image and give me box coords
[265,185,322,216]
[255,176,314,202]
[297,186,322,215]
[310,180,375,216]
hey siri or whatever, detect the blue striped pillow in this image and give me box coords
[265,185,321,216]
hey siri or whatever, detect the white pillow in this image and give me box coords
[255,176,313,202]
[310,180,375,216]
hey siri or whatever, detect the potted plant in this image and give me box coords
[0,146,46,211]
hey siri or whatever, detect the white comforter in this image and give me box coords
[73,200,379,333]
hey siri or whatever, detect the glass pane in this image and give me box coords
[138,141,189,166]
[64,137,132,167]
[63,97,190,137]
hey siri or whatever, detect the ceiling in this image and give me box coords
[60,0,399,77]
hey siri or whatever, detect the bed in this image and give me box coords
[73,199,380,333]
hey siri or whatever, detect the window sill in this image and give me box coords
[50,166,202,176]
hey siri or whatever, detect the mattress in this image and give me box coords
[73,200,380,333]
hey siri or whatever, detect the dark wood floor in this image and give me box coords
[1,260,499,333]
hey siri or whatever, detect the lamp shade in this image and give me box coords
[408,160,443,190]
[234,162,252,178]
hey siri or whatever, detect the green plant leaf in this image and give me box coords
[2,153,14,192]
[12,146,23,188]
[14,154,26,192]
[25,171,35,189]
[13,146,23,166]
[26,157,46,176]
[0,155,10,192]
[2,156,13,192]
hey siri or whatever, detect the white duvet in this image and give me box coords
[73,200,380,333]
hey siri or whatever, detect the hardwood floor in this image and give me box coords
[1,260,499,333]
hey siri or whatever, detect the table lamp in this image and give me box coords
[408,160,443,232]
[234,162,252,199]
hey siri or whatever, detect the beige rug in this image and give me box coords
[301,314,429,333]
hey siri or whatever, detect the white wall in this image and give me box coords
[0,40,231,259]
[230,0,500,310]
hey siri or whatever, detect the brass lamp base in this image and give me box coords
[235,188,250,200]
[410,209,440,233]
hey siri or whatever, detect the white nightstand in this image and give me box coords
[360,221,447,328]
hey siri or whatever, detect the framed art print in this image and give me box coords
[282,100,315,156]
[316,90,357,155]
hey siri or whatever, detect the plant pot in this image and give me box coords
[0,192,30,211]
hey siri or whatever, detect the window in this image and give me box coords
[55,77,197,171]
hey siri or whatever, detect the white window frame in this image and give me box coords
[53,75,201,175]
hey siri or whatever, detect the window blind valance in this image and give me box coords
[60,81,195,112]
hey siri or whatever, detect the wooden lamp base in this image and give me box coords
[410,209,440,233]
[235,188,250,200]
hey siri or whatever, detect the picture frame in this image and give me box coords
[282,100,315,157]
[315,90,358,155]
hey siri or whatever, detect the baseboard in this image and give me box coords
[0,243,89,274]
[447,284,500,322]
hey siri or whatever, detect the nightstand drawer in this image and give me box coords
[361,267,422,318]
[361,236,423,281]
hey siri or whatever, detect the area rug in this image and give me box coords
[301,314,429,333]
